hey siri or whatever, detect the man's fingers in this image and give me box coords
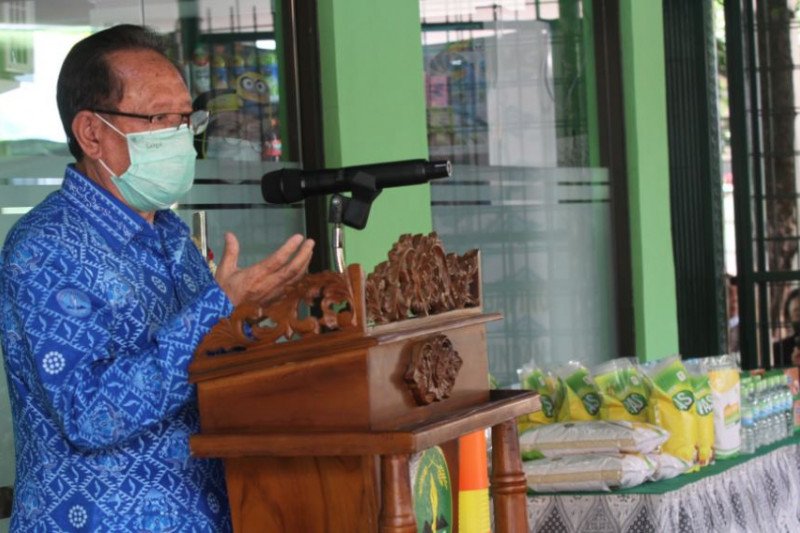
[252,239,315,305]
[269,238,315,284]
[284,239,315,279]
[216,232,240,278]
[258,234,307,273]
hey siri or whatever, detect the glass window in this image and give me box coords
[419,0,616,384]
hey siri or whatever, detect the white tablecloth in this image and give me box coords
[526,441,800,532]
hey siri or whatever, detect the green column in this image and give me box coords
[317,0,431,273]
[619,0,680,360]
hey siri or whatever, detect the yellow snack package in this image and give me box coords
[517,363,564,432]
[593,358,649,422]
[684,358,715,467]
[555,361,602,422]
[640,355,697,467]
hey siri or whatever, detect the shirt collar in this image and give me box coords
[60,165,154,251]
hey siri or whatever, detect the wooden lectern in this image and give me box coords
[189,233,539,532]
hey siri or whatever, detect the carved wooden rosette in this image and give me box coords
[404,334,463,405]
[197,271,357,355]
[365,232,480,325]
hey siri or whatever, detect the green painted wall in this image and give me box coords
[620,0,680,361]
[583,0,601,167]
[317,0,432,273]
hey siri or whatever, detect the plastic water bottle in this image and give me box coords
[765,376,777,443]
[786,385,795,437]
[754,377,766,448]
[779,374,794,438]
[740,377,755,454]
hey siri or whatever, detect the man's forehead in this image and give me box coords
[108,49,190,107]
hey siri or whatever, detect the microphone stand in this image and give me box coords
[329,195,347,273]
[326,171,381,273]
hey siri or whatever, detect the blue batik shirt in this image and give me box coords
[0,165,234,531]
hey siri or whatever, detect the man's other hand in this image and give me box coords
[215,233,315,307]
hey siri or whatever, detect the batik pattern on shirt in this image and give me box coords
[0,165,234,532]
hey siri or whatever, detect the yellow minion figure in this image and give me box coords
[236,71,270,105]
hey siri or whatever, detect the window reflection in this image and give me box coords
[420,0,614,383]
[0,2,286,162]
[421,0,588,167]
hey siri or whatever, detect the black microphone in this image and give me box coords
[261,159,452,204]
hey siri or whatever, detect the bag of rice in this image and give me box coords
[646,452,691,481]
[555,361,602,421]
[593,358,649,422]
[517,362,564,432]
[519,420,669,460]
[683,358,715,466]
[640,355,698,466]
[523,453,656,492]
[706,354,741,459]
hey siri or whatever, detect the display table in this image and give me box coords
[527,434,800,532]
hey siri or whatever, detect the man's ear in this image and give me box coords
[72,110,103,159]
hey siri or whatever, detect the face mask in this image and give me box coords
[96,113,196,212]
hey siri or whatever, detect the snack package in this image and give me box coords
[593,358,649,422]
[517,362,564,432]
[683,358,715,467]
[523,453,656,493]
[639,355,698,467]
[706,354,741,459]
[519,420,669,460]
[554,361,602,421]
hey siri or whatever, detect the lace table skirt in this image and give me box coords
[526,442,800,532]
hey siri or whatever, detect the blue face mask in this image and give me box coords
[96,113,196,212]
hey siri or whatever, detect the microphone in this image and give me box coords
[261,159,452,204]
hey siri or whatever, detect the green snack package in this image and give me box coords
[640,355,698,467]
[593,358,649,422]
[555,361,602,421]
[684,358,715,467]
[517,362,564,431]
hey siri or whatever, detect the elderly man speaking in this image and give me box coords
[0,24,313,531]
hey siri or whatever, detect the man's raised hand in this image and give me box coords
[215,232,315,307]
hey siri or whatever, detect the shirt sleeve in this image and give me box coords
[3,231,233,452]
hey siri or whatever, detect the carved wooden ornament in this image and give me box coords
[365,232,480,325]
[198,271,357,355]
[404,334,463,405]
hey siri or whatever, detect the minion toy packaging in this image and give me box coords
[190,41,282,162]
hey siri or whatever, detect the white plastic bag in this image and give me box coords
[519,420,669,460]
[646,452,691,481]
[523,453,656,492]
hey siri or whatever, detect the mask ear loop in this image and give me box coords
[93,113,128,180]
[93,112,127,137]
[97,158,119,179]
